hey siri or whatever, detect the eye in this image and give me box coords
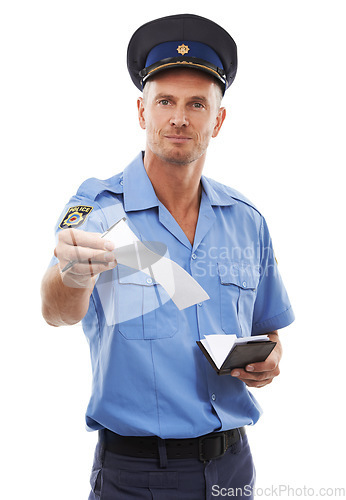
[192,102,205,109]
[159,99,170,106]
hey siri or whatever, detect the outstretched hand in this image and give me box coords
[54,228,117,288]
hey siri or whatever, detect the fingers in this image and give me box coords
[59,228,112,250]
[230,341,282,388]
[245,358,278,373]
[65,259,117,278]
[54,228,117,288]
[58,257,117,289]
[57,229,114,259]
[231,360,280,388]
[59,244,115,265]
[56,229,115,262]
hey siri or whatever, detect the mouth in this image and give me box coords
[163,135,193,143]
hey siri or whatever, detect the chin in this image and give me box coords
[157,147,203,166]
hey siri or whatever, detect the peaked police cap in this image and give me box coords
[127,14,237,94]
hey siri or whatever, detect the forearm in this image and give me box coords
[41,264,94,327]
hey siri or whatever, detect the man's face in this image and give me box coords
[137,69,226,166]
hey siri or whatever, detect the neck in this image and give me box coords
[143,148,205,215]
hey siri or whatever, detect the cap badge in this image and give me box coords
[177,44,190,56]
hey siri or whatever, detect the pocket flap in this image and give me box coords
[217,260,259,289]
[118,267,157,286]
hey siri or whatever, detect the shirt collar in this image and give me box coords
[122,152,160,212]
[200,175,237,207]
[121,152,237,211]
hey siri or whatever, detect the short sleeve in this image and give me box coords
[251,217,295,335]
[47,195,108,269]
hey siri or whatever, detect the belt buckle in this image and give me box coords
[198,432,227,462]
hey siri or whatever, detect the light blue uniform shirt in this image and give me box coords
[50,152,294,439]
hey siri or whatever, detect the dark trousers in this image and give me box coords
[88,430,255,500]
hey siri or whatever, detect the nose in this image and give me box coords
[169,105,189,127]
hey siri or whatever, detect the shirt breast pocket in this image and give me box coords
[217,260,259,337]
[117,269,178,340]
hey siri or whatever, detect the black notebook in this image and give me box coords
[196,334,276,375]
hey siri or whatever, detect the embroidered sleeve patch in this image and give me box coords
[59,205,93,229]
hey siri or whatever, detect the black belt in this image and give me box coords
[102,427,245,462]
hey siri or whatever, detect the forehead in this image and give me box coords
[145,68,219,97]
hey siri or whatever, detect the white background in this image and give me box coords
[1,0,345,498]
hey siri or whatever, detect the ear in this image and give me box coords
[212,107,226,138]
[137,97,146,130]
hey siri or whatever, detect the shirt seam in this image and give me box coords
[89,294,102,390]
[150,340,162,437]
[90,293,102,343]
[91,199,109,232]
[258,216,265,286]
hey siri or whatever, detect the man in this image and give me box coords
[41,14,294,500]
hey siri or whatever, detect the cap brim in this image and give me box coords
[140,58,226,87]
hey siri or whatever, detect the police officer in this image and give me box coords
[41,14,294,500]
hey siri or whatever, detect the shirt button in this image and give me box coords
[242,281,247,288]
[211,394,216,401]
[119,179,124,186]
[191,253,197,260]
[198,303,203,307]
[146,278,153,284]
